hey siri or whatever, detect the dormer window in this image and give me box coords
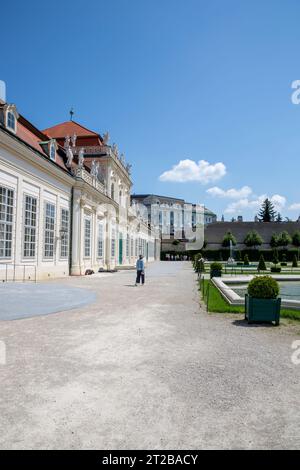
[49,139,56,161]
[5,104,18,134]
[7,112,15,131]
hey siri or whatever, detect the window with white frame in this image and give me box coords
[7,111,16,132]
[84,217,91,257]
[0,186,14,258]
[139,237,142,255]
[126,233,129,257]
[44,202,55,258]
[135,238,138,257]
[23,195,37,258]
[111,228,116,258]
[98,222,103,258]
[60,208,69,258]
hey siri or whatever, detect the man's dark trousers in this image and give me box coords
[136,270,145,284]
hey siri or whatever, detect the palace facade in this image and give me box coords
[0,93,160,281]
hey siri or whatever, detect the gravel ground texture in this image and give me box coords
[0,261,299,449]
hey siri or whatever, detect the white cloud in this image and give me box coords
[271,194,286,212]
[159,159,226,184]
[206,185,252,199]
[289,203,300,211]
[224,194,286,215]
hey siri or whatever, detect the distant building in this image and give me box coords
[131,193,216,253]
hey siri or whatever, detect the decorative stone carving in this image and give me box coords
[66,147,74,167]
[64,134,70,149]
[71,133,77,147]
[103,132,110,144]
[126,163,132,174]
[78,148,85,169]
[90,160,96,177]
[112,143,119,158]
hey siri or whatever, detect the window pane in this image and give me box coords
[44,202,55,258]
[0,186,14,258]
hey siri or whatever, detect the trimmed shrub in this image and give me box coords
[257,255,267,272]
[248,276,279,299]
[272,249,279,265]
[271,266,281,273]
[210,262,222,272]
[292,254,298,268]
[244,254,250,266]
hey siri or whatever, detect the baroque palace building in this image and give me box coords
[0,89,160,281]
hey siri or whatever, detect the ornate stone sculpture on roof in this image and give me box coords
[66,147,74,168]
[103,132,110,145]
[78,148,85,169]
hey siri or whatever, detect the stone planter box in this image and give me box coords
[245,294,281,326]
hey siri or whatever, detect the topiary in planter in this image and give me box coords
[248,276,279,299]
[257,254,267,272]
[246,276,281,325]
[210,262,222,278]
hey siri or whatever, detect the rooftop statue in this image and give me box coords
[66,147,74,168]
[103,132,110,144]
[64,134,70,149]
[112,143,119,158]
[71,133,77,147]
[78,148,85,169]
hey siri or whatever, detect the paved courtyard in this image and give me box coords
[0,261,299,449]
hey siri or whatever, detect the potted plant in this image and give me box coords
[245,276,281,325]
[210,261,222,279]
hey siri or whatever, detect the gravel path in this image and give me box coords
[0,261,299,449]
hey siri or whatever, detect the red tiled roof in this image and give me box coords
[0,105,68,171]
[43,120,101,139]
[17,120,49,155]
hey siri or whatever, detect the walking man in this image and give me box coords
[135,255,145,286]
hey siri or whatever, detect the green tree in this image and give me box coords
[244,230,264,248]
[270,233,279,248]
[276,213,283,222]
[277,231,292,248]
[292,231,300,247]
[272,249,279,266]
[258,198,277,222]
[257,254,267,272]
[222,231,237,247]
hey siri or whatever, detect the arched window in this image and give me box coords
[7,112,16,131]
[111,183,115,200]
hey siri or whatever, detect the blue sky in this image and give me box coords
[2,0,300,220]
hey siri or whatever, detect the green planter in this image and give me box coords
[210,269,222,279]
[245,294,281,326]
